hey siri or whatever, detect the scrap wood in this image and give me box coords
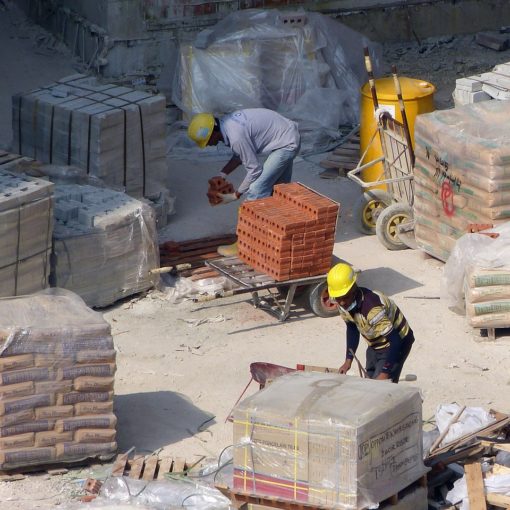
[480,440,510,453]
[159,234,238,271]
[160,235,237,254]
[429,405,467,454]
[428,413,510,459]
[464,462,487,510]
[486,492,510,509]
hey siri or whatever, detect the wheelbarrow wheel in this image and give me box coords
[376,202,413,250]
[306,281,338,318]
[353,189,392,235]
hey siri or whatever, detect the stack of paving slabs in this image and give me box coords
[0,289,117,472]
[0,169,53,298]
[237,183,338,281]
[12,74,167,198]
[413,100,510,262]
[465,267,510,328]
[207,176,234,205]
[52,184,159,308]
[233,371,427,509]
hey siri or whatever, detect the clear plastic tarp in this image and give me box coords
[171,9,381,155]
[233,371,427,509]
[441,222,510,327]
[0,289,117,471]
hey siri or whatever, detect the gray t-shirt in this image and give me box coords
[220,109,300,194]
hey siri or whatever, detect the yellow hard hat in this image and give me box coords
[188,113,215,149]
[327,263,357,298]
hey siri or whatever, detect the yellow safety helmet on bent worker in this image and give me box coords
[327,263,357,298]
[188,113,215,149]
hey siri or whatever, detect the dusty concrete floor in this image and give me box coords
[0,2,510,508]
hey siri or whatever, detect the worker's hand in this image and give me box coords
[375,372,391,381]
[338,359,353,374]
[218,192,240,204]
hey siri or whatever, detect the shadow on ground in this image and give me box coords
[358,266,423,296]
[114,391,215,453]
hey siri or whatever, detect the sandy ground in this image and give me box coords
[0,2,509,508]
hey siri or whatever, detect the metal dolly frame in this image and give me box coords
[206,256,334,322]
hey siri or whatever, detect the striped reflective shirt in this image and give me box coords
[339,287,410,349]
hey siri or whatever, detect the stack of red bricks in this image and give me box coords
[207,176,235,205]
[237,183,339,281]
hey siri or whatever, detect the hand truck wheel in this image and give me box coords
[352,189,392,235]
[375,202,413,250]
[306,281,338,318]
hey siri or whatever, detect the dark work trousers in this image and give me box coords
[365,332,415,383]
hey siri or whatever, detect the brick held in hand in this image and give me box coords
[207,176,234,205]
[207,190,222,206]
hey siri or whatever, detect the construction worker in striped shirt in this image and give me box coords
[327,263,415,383]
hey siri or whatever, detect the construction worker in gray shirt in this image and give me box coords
[188,108,301,256]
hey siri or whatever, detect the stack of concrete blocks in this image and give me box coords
[237,183,339,281]
[465,267,510,329]
[233,372,427,509]
[52,184,159,308]
[0,169,53,298]
[414,100,510,262]
[0,290,117,471]
[12,74,168,200]
[453,62,510,105]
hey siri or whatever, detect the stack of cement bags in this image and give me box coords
[0,169,53,298]
[0,289,117,471]
[465,268,510,328]
[52,184,159,308]
[12,74,167,199]
[414,100,510,262]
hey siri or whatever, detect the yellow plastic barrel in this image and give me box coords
[360,77,436,187]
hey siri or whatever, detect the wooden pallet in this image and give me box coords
[159,234,238,270]
[0,454,115,481]
[217,475,427,510]
[111,453,205,481]
[319,130,360,179]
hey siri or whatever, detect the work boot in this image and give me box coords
[217,242,238,257]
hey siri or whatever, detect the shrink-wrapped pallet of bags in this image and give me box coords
[0,289,117,471]
[442,222,510,329]
[413,100,510,262]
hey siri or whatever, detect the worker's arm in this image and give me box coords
[219,156,242,177]
[339,322,359,374]
[230,138,263,195]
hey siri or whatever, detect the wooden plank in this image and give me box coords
[480,440,510,453]
[333,147,359,155]
[319,160,342,169]
[327,154,358,163]
[493,464,510,475]
[142,456,158,481]
[297,364,337,373]
[486,492,510,508]
[464,462,487,510]
[172,457,186,474]
[111,453,129,477]
[129,455,145,479]
[157,457,174,479]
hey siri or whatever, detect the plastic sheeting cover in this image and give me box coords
[232,371,426,509]
[441,222,510,314]
[172,9,381,154]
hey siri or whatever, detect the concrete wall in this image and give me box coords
[16,0,510,97]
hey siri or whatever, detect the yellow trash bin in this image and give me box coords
[360,77,436,187]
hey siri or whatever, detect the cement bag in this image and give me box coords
[441,222,510,315]
[414,100,510,166]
